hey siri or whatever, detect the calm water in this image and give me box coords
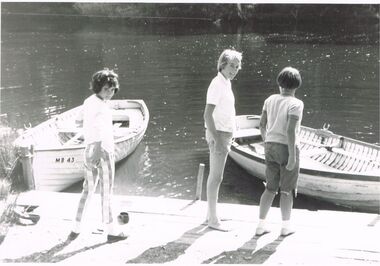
[1,15,379,212]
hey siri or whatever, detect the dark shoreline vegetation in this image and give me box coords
[2,2,379,25]
[2,3,379,46]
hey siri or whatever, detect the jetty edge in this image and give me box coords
[0,190,379,265]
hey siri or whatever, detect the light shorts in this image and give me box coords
[205,129,233,155]
[264,142,300,194]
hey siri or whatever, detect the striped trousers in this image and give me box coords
[74,146,115,225]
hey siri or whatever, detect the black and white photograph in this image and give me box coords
[0,1,379,264]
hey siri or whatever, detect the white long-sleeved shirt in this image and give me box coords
[82,94,114,153]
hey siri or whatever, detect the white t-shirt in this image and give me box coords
[263,94,304,145]
[206,72,236,133]
[82,94,114,153]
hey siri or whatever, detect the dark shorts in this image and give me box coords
[264,142,300,194]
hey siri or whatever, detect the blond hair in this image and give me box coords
[217,49,242,72]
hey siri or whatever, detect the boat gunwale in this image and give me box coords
[14,99,149,153]
[230,143,380,182]
[300,124,380,150]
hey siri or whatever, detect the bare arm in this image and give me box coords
[204,104,218,139]
[204,104,223,151]
[286,115,299,171]
[259,110,267,142]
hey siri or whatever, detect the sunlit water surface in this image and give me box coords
[1,15,379,212]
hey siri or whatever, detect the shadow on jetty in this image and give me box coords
[126,223,211,263]
[203,235,286,264]
[2,234,125,263]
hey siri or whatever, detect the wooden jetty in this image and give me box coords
[0,191,379,265]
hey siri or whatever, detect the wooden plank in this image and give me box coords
[367,147,377,163]
[324,152,339,166]
[374,149,380,163]
[343,144,359,171]
[372,149,380,170]
[361,148,374,172]
[354,159,366,173]
[334,153,349,170]
[300,129,313,144]
[337,142,354,171]
[299,128,309,139]
[311,152,327,163]
[329,153,345,169]
[310,131,321,145]
[356,145,370,173]
[358,146,371,172]
[299,142,308,150]
[351,144,364,172]
[320,151,334,165]
[300,141,317,154]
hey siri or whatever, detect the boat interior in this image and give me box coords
[15,107,145,149]
[233,115,380,174]
[58,108,144,147]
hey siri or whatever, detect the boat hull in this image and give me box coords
[229,146,380,212]
[229,115,380,212]
[15,100,149,192]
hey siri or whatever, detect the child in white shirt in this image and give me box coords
[69,69,127,242]
[203,49,242,231]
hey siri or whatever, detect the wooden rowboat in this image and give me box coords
[229,115,380,212]
[13,100,149,192]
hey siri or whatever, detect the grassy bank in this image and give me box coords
[0,115,20,190]
[0,115,24,244]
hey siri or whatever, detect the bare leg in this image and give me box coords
[255,188,276,236]
[280,191,295,236]
[259,189,276,220]
[206,149,228,230]
[280,191,293,221]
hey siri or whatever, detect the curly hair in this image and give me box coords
[90,68,119,94]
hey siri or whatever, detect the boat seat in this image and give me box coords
[113,108,143,129]
[249,143,265,155]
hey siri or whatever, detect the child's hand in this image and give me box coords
[86,142,102,168]
[91,153,101,167]
[286,155,296,171]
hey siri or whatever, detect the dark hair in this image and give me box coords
[277,67,302,90]
[90,68,119,94]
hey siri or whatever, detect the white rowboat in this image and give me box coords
[230,115,380,212]
[13,100,149,192]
